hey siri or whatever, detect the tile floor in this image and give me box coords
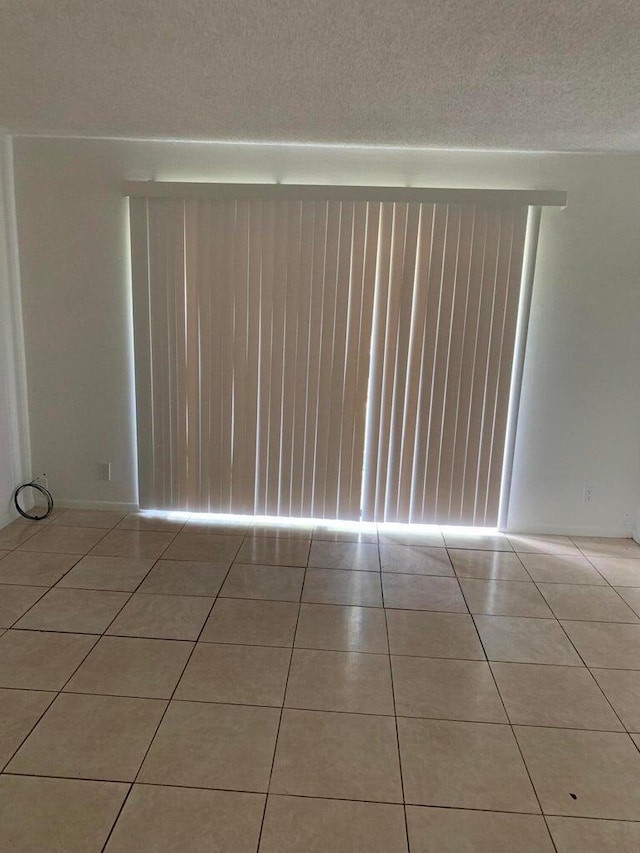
[1,512,640,851]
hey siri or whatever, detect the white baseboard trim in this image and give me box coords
[40,499,139,512]
[504,523,633,538]
[0,508,18,530]
[9,501,636,539]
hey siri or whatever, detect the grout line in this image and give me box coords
[0,769,567,813]
[457,579,560,852]
[254,544,307,852]
[7,590,640,619]
[10,624,640,668]
[382,576,411,853]
[5,585,56,629]
[0,692,57,775]
[5,675,640,735]
[7,759,640,824]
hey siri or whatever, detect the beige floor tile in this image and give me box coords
[378,528,444,547]
[406,806,554,852]
[0,688,55,768]
[175,642,290,705]
[538,583,639,622]
[0,548,10,559]
[547,816,640,853]
[162,532,244,562]
[285,648,394,714]
[507,534,581,556]
[308,540,379,571]
[90,529,175,559]
[392,656,506,722]
[387,609,485,659]
[0,775,127,853]
[442,532,513,551]
[561,620,640,668]
[220,563,304,601]
[295,602,388,653]
[591,668,640,731]
[57,555,154,591]
[380,544,453,575]
[8,692,166,781]
[107,593,213,640]
[398,717,538,811]
[515,726,640,819]
[572,537,640,560]
[15,587,130,633]
[19,525,107,554]
[303,568,383,606]
[461,578,553,617]
[53,509,127,529]
[0,550,80,586]
[616,586,640,616]
[0,584,47,627]
[238,536,310,567]
[314,527,379,544]
[201,598,298,646]
[382,573,467,612]
[65,635,194,698]
[138,559,229,596]
[105,785,264,853]
[475,615,583,665]
[117,512,188,532]
[519,553,607,585]
[588,556,640,586]
[271,708,402,801]
[449,549,530,580]
[139,700,279,790]
[492,662,623,730]
[0,629,97,689]
[0,521,41,549]
[260,795,408,853]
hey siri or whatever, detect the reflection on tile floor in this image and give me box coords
[1,510,640,851]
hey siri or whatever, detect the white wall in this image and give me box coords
[11,137,640,534]
[0,134,30,527]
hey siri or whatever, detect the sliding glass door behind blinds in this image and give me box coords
[129,192,537,525]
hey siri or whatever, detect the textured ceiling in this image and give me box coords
[1,0,640,150]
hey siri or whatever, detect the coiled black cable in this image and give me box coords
[14,480,54,521]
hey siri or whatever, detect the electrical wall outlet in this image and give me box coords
[97,462,111,481]
[33,472,49,490]
[583,486,593,503]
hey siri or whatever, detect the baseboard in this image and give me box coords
[36,499,139,512]
[9,500,636,538]
[504,522,634,538]
[0,507,18,530]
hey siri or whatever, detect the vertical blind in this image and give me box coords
[129,189,542,525]
[362,203,528,525]
[131,197,380,519]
